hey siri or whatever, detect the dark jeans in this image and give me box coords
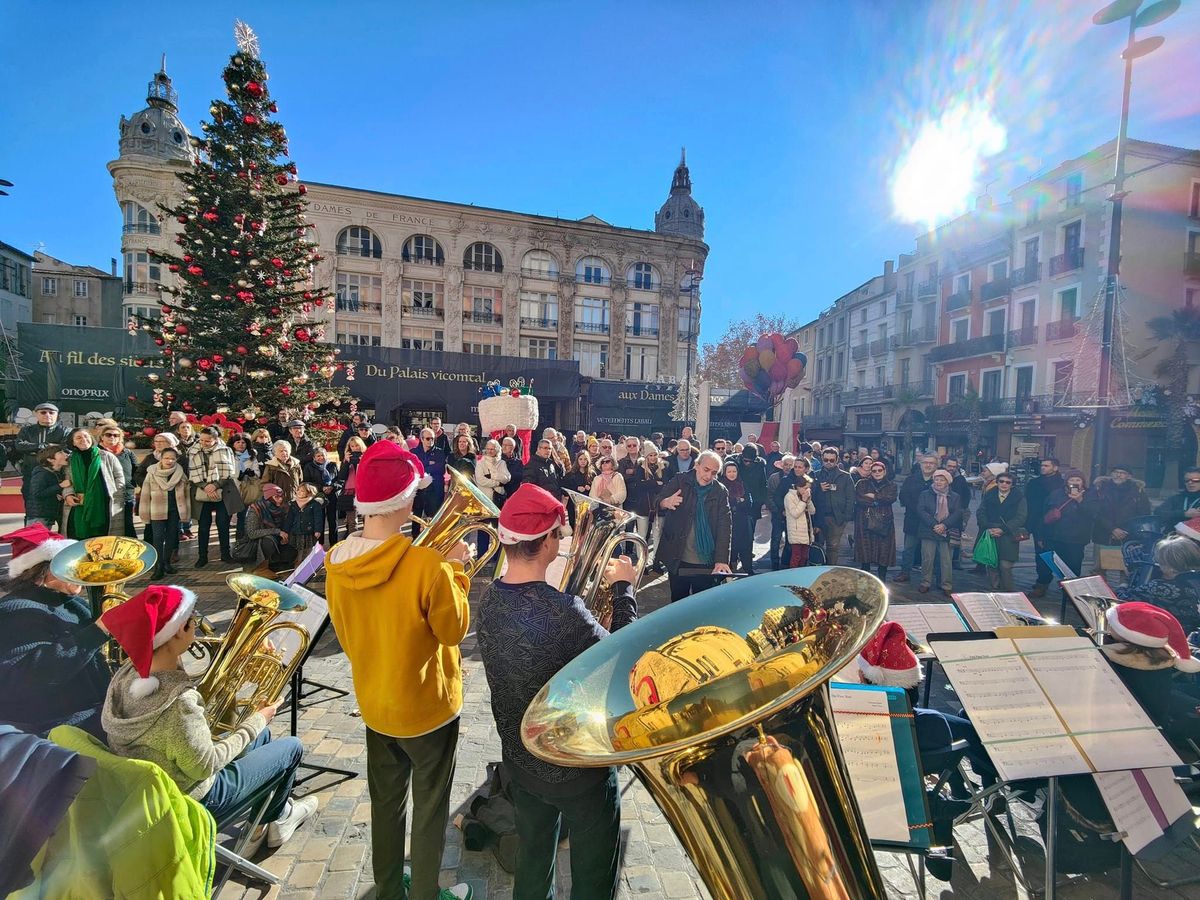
[511,768,621,900]
[769,514,788,570]
[322,495,339,544]
[202,729,302,823]
[1049,541,1086,585]
[410,490,444,540]
[1034,537,1054,585]
[667,563,718,602]
[196,499,231,561]
[252,534,296,569]
[149,511,179,576]
[122,500,136,537]
[366,718,459,900]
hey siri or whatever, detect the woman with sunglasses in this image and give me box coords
[975,471,1028,592]
[854,459,897,580]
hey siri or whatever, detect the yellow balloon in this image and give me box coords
[758,349,776,370]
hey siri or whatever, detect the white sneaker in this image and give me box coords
[439,885,472,900]
[266,796,318,848]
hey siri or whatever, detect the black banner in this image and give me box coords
[587,380,682,434]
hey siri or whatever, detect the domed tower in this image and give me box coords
[654,148,705,240]
[108,56,193,322]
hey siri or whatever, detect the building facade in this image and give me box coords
[31,252,123,328]
[109,63,707,432]
[0,241,34,332]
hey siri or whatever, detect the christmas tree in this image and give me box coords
[133,22,347,429]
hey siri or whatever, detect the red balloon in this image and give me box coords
[769,360,788,381]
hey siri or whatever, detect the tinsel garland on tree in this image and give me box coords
[130,22,350,434]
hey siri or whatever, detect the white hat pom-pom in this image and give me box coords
[418,473,433,489]
[128,676,160,699]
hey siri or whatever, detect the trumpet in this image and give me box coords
[51,536,158,668]
[411,467,502,577]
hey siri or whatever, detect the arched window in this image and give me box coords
[521,249,558,277]
[403,234,444,265]
[121,200,160,235]
[464,242,503,273]
[575,256,610,285]
[336,226,382,259]
[628,262,659,291]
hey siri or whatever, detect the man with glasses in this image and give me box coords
[187,427,238,567]
[664,439,695,480]
[943,458,972,570]
[99,426,137,537]
[811,447,855,565]
[478,485,637,899]
[526,439,565,500]
[284,420,316,465]
[413,427,448,538]
[712,438,728,458]
[616,437,642,499]
[429,417,452,454]
[657,450,733,601]
[896,455,938,582]
[1024,457,1063,596]
[1159,467,1200,532]
[15,402,69,515]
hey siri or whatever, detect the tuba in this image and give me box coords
[51,536,159,668]
[196,573,310,738]
[522,566,889,900]
[411,467,502,577]
[560,489,647,625]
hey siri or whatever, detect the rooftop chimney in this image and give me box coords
[110,257,117,276]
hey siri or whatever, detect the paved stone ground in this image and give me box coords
[13,505,1200,899]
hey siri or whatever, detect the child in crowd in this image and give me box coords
[27,444,72,531]
[783,476,817,567]
[138,447,188,578]
[289,482,325,561]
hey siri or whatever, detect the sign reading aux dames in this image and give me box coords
[587,380,681,433]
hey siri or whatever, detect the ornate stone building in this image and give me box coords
[109,62,708,401]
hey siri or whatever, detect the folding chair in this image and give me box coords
[211,772,289,893]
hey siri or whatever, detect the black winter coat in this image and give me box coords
[737,456,769,509]
[1025,472,1064,539]
[1044,488,1094,546]
[899,473,933,535]
[27,466,64,522]
[1085,476,1151,545]
[975,488,1028,563]
[656,472,732,570]
[917,488,965,541]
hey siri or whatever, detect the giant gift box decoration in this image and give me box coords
[478,379,538,463]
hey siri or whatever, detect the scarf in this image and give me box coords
[256,497,290,529]
[595,471,615,499]
[931,481,950,522]
[145,463,185,493]
[693,481,716,566]
[722,474,745,503]
[234,448,252,474]
[68,446,109,538]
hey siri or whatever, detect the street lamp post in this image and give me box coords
[684,260,702,426]
[1090,0,1179,477]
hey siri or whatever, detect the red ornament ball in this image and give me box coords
[202,210,219,222]
[168,264,180,273]
[187,265,203,276]
[142,427,157,438]
[280,386,292,395]
[511,389,520,398]
[174,324,189,335]
[182,255,193,263]
[297,184,307,195]
[154,338,165,346]
[134,359,145,367]
[211,353,225,363]
[244,81,263,97]
[307,391,317,400]
[242,114,258,125]
[275,174,289,186]
[236,345,249,355]
[197,358,213,371]
[176,215,188,224]
[270,257,284,268]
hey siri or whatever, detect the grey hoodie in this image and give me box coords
[101,663,266,799]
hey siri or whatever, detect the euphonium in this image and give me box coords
[522,566,889,900]
[51,536,159,667]
[196,573,310,738]
[560,489,647,624]
[411,467,502,577]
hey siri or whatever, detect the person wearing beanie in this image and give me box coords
[478,484,638,900]
[0,524,113,738]
[917,468,966,594]
[100,584,317,850]
[232,482,297,576]
[323,440,474,900]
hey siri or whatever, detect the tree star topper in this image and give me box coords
[234,20,260,58]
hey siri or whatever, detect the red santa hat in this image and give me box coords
[858,621,923,688]
[1175,519,1200,542]
[353,439,432,516]
[1105,601,1200,673]
[0,523,77,580]
[498,484,567,545]
[100,584,197,698]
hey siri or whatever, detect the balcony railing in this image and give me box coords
[626,324,659,338]
[980,277,1011,302]
[896,380,934,399]
[1007,325,1039,348]
[463,310,501,325]
[520,316,558,330]
[851,343,870,360]
[1186,251,1200,276]
[464,262,503,273]
[1045,318,1078,341]
[928,332,1005,363]
[896,289,914,307]
[405,305,444,319]
[869,338,889,357]
[846,385,894,404]
[946,290,972,311]
[123,281,159,296]
[1011,262,1040,286]
[915,324,937,343]
[629,279,660,292]
[337,299,384,316]
[576,273,611,286]
[122,223,161,235]
[402,251,444,265]
[576,321,610,334]
[1049,247,1084,276]
[917,279,939,298]
[521,267,559,279]
[804,414,845,429]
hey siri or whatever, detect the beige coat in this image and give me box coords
[474,454,511,501]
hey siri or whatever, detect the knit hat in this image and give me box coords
[932,468,951,482]
[0,524,77,579]
[1110,463,1133,474]
[985,462,1008,476]
[261,483,283,499]
[498,484,567,545]
[858,621,923,688]
[353,439,431,515]
[100,585,197,698]
[1105,601,1200,673]
[1174,519,1200,542]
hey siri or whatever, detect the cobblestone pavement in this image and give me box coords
[17,506,1198,900]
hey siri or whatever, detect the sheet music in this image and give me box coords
[951,592,1040,631]
[1094,768,1193,854]
[830,686,911,844]
[831,660,861,684]
[886,604,967,653]
[1061,576,1118,630]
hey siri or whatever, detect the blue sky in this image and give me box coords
[1,0,1197,347]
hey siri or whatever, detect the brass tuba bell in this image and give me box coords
[559,489,647,625]
[410,467,502,577]
[196,573,311,738]
[522,566,890,900]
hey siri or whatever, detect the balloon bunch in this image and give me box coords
[738,333,807,404]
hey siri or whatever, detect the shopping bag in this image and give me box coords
[974,531,999,568]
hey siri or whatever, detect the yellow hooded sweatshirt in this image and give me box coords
[325,533,470,737]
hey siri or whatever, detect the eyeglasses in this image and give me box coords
[1186,478,1200,484]
[997,479,1014,485]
